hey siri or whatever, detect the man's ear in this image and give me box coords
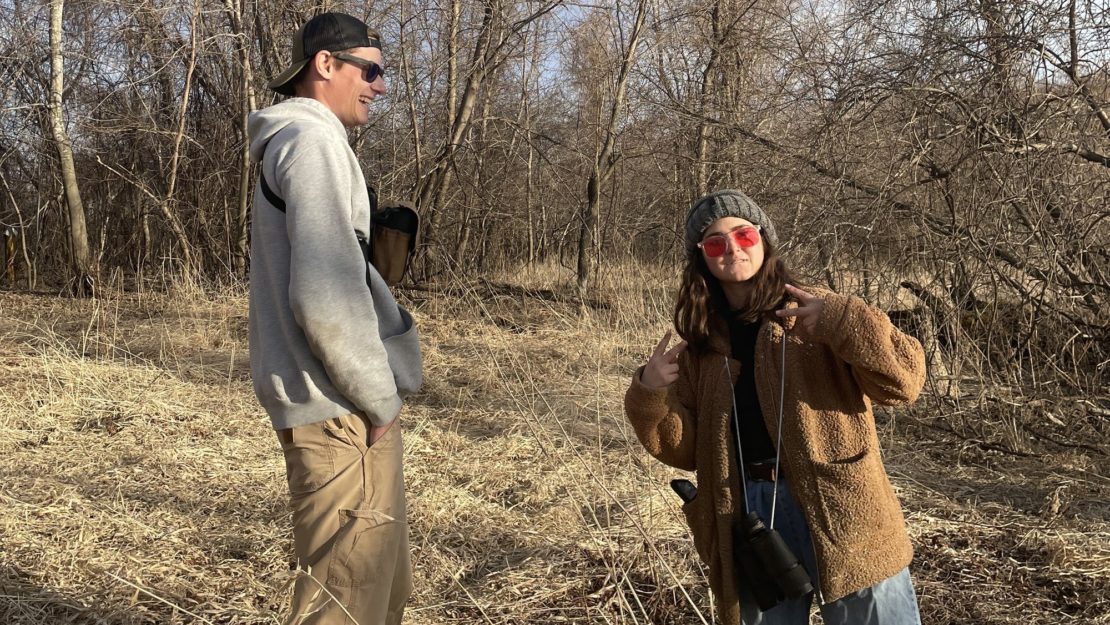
[309,50,334,80]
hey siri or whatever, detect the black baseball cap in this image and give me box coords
[267,12,381,96]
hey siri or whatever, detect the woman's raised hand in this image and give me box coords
[641,331,688,389]
[775,284,825,336]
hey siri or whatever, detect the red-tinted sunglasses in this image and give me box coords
[334,52,385,83]
[697,225,762,258]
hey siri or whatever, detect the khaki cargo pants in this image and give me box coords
[277,413,412,625]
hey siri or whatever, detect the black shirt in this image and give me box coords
[727,313,776,463]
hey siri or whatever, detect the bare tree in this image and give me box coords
[412,0,561,274]
[48,0,92,295]
[576,0,648,292]
[225,0,259,276]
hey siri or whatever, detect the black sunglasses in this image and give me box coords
[333,52,385,83]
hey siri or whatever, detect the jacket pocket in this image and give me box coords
[681,493,717,570]
[812,449,892,544]
[327,506,405,588]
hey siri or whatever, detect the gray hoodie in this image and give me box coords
[247,97,422,429]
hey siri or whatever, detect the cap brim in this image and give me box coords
[267,59,311,96]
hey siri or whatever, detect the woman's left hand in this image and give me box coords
[775,284,824,336]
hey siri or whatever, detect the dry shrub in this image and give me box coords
[955,300,1106,393]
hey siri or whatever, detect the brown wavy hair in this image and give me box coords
[674,236,803,352]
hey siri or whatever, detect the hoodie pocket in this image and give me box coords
[383,307,422,397]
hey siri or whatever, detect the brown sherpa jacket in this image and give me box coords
[624,289,925,624]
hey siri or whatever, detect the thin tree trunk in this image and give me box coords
[0,173,33,289]
[526,109,535,263]
[521,22,540,265]
[577,0,647,293]
[417,0,481,214]
[160,0,200,279]
[411,0,466,279]
[456,90,494,266]
[446,0,460,141]
[695,0,722,196]
[226,0,258,277]
[49,0,93,296]
[399,0,423,186]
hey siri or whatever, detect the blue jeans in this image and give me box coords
[739,480,922,625]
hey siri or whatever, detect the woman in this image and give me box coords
[624,189,926,625]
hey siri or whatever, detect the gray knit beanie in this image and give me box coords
[684,189,778,253]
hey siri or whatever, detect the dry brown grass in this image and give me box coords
[1,263,1107,624]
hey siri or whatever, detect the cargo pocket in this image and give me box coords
[813,449,889,543]
[327,506,404,588]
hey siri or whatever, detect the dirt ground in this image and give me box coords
[0,276,1106,624]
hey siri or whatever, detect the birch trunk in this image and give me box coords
[48,0,93,296]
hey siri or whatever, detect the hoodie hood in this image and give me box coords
[248,97,346,163]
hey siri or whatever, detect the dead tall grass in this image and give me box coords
[0,262,1107,624]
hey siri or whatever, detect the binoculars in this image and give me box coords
[732,511,814,611]
[670,479,812,611]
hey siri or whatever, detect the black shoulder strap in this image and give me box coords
[259,163,286,213]
[260,159,372,287]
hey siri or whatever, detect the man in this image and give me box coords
[247,12,422,625]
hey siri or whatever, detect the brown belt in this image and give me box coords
[745,462,781,482]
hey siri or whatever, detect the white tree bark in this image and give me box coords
[48,0,92,295]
